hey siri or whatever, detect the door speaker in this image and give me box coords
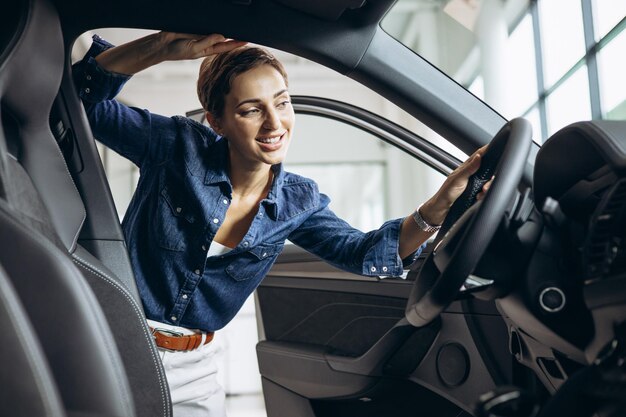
[436,342,470,387]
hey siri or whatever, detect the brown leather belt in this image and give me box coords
[150,326,214,352]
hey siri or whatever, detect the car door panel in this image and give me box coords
[258,247,508,408]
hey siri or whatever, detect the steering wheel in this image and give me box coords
[405,118,533,327]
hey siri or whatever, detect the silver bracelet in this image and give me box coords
[412,204,441,233]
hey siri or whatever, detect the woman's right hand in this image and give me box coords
[95,32,246,75]
[156,32,247,61]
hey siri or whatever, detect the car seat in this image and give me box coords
[0,0,171,416]
[0,264,65,417]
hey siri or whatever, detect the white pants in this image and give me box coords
[158,336,226,417]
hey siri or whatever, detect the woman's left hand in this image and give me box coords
[419,145,493,226]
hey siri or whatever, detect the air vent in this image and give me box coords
[584,179,626,280]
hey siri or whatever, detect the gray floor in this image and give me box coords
[225,394,267,417]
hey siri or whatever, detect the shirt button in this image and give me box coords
[223,199,228,205]
[370,266,377,272]
[84,88,90,94]
[243,241,249,247]
[194,269,201,275]
[202,245,207,251]
[213,218,219,224]
[382,266,388,272]
[182,294,188,300]
[262,252,267,258]
[171,316,177,321]
[176,207,182,213]
[86,75,92,81]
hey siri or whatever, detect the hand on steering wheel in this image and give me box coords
[418,145,492,227]
[405,118,533,327]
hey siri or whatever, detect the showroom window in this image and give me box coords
[383,0,626,143]
[596,20,626,120]
[505,12,538,119]
[538,0,586,89]
[545,66,592,135]
[529,0,625,138]
[593,0,626,40]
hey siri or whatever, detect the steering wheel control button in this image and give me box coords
[436,343,470,387]
[539,287,566,313]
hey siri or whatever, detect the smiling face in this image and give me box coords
[208,64,294,171]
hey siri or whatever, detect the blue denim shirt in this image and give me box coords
[73,36,422,331]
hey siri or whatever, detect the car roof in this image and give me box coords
[57,0,393,71]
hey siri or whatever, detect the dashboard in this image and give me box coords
[497,120,626,393]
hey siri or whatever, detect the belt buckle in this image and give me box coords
[152,327,184,337]
[152,327,184,352]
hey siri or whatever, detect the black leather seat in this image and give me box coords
[0,5,64,415]
[0,0,170,416]
[0,264,65,417]
[0,1,135,416]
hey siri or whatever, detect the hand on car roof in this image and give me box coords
[95,32,247,75]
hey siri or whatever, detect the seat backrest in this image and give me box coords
[0,0,136,416]
[71,245,173,417]
[0,1,172,416]
[0,198,136,417]
[0,264,65,417]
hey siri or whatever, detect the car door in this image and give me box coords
[255,96,514,417]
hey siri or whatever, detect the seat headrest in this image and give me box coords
[0,0,85,252]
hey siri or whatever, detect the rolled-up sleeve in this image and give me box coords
[289,193,424,278]
[73,35,130,102]
[72,35,177,168]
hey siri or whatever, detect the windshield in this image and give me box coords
[382,0,626,143]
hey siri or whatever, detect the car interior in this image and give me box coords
[1,0,625,417]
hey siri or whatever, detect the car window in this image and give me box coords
[285,114,445,232]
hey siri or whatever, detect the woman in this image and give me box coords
[73,32,489,416]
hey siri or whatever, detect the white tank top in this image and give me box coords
[206,240,232,258]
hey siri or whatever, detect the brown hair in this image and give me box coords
[197,46,288,118]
